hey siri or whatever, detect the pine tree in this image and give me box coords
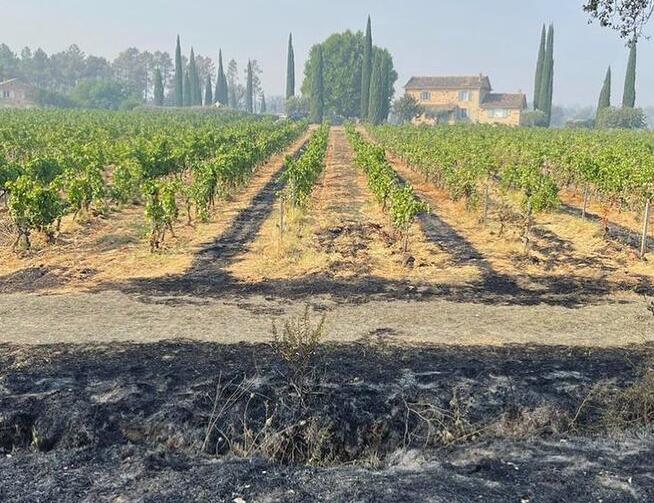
[360,16,373,118]
[310,46,324,124]
[623,42,637,108]
[533,25,546,110]
[154,68,164,106]
[539,24,554,126]
[261,92,267,114]
[183,70,192,107]
[214,50,228,105]
[368,54,384,124]
[204,75,213,106]
[245,60,254,113]
[174,35,184,107]
[188,48,201,106]
[286,33,295,99]
[596,66,611,118]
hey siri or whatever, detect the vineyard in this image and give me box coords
[370,124,654,255]
[3,111,654,503]
[1,111,654,299]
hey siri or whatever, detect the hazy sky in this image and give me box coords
[1,0,652,107]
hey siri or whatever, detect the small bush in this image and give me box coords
[272,306,326,384]
[520,110,548,127]
[596,106,647,130]
[565,119,595,129]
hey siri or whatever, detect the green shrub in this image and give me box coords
[520,110,548,127]
[596,107,647,130]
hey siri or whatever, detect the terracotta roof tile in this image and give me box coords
[405,75,492,90]
[480,93,527,109]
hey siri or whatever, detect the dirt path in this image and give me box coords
[314,127,369,224]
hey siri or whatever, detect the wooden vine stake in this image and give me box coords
[640,198,651,259]
[582,185,589,220]
[278,195,285,255]
[482,180,490,224]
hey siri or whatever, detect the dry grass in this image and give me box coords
[0,132,312,292]
[384,148,654,288]
[228,127,475,287]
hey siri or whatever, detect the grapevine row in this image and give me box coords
[345,124,428,251]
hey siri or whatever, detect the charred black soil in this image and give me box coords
[1,341,653,502]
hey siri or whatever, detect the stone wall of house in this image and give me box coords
[0,80,37,108]
[478,108,522,126]
[406,88,485,123]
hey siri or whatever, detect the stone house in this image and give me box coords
[404,75,526,126]
[0,79,37,108]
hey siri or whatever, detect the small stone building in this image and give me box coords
[405,75,526,126]
[0,79,37,108]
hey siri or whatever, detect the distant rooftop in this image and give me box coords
[405,75,492,90]
[481,93,527,109]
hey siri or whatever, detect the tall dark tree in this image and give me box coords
[188,48,201,106]
[539,24,554,126]
[261,92,267,114]
[533,25,546,110]
[174,35,184,106]
[597,66,612,118]
[623,42,637,107]
[310,46,324,123]
[183,70,192,106]
[245,60,254,113]
[360,16,373,118]
[380,56,392,121]
[368,54,384,124]
[214,50,228,105]
[154,68,164,106]
[301,32,397,118]
[204,74,213,106]
[286,33,295,99]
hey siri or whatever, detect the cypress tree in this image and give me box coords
[596,66,611,118]
[183,70,192,107]
[310,46,324,124]
[533,25,546,110]
[623,42,637,108]
[174,35,184,107]
[204,75,213,106]
[539,24,554,126]
[368,53,384,124]
[154,68,164,106]
[261,92,267,114]
[286,33,295,99]
[245,60,254,113]
[381,54,391,121]
[214,50,228,105]
[360,16,373,118]
[188,48,201,106]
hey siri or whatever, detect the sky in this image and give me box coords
[0,0,651,107]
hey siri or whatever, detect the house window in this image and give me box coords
[420,91,431,101]
[458,90,470,102]
[458,108,469,120]
[488,109,509,118]
[1,90,9,99]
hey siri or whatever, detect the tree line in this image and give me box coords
[0,40,268,112]
[288,16,397,124]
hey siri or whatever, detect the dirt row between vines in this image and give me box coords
[0,128,314,294]
[226,126,473,285]
[359,127,654,299]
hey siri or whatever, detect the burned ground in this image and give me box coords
[1,341,654,502]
